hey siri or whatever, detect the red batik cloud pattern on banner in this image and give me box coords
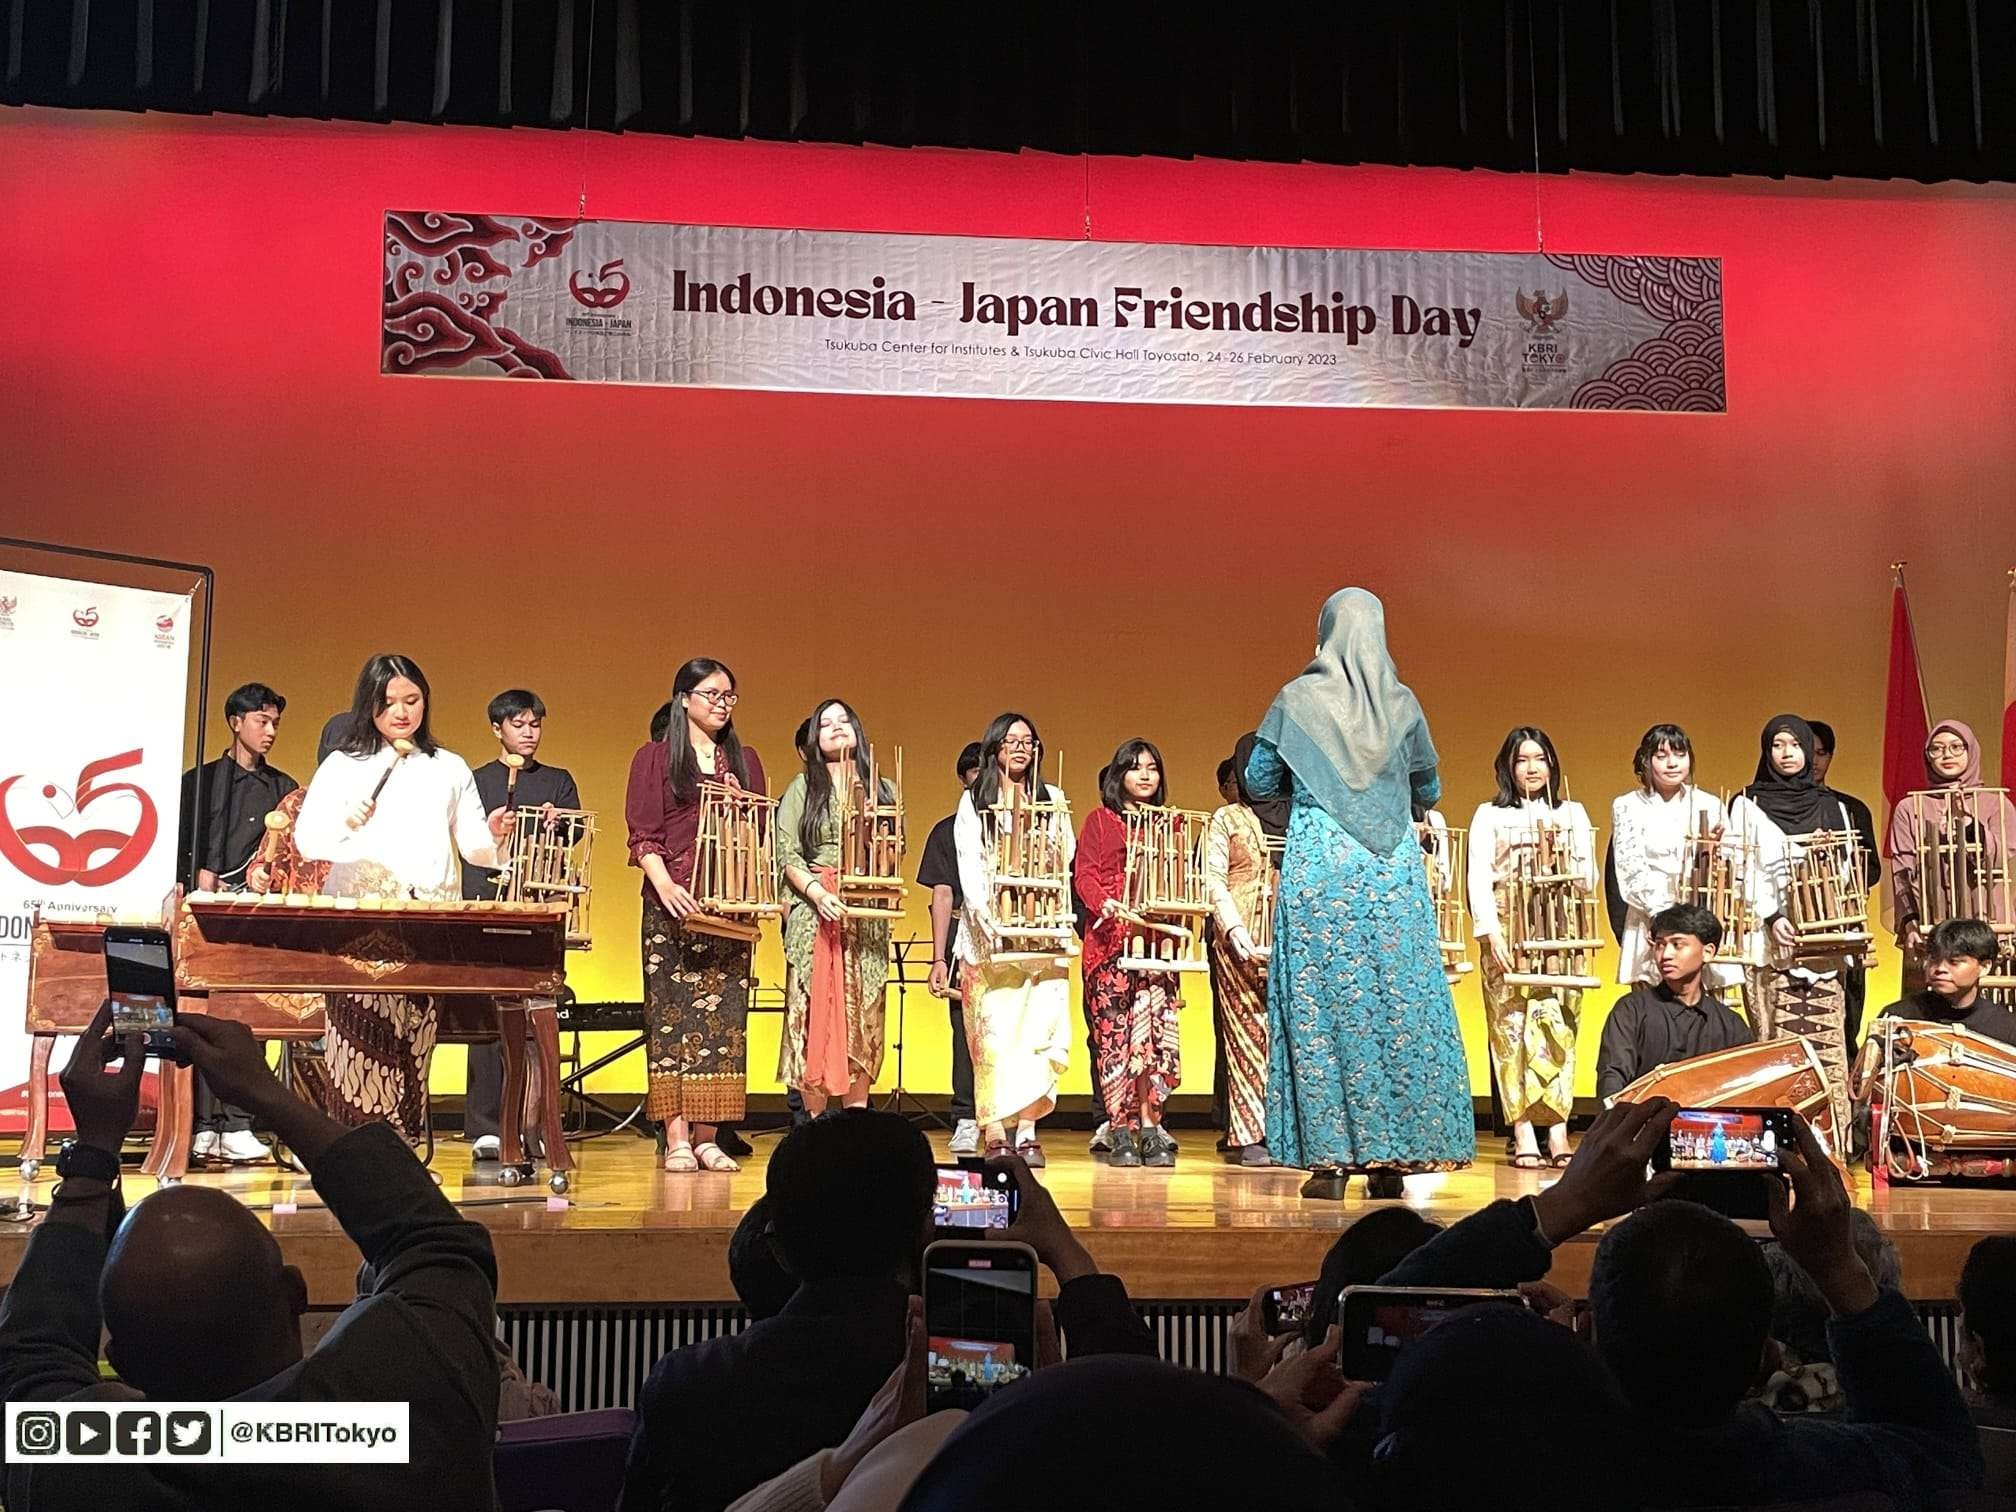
[1544,254,1725,412]
[382,212,577,379]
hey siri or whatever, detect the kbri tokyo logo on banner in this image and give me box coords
[0,749,159,887]
[1517,286,1571,371]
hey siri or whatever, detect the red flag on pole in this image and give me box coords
[2002,568,2016,790]
[1882,564,1931,811]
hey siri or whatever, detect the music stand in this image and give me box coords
[880,935,946,1129]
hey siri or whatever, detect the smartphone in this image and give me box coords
[1652,1106,1797,1221]
[1262,1281,1318,1336]
[101,925,185,1062]
[1337,1286,1526,1381]
[932,1160,1020,1233]
[922,1240,1038,1414]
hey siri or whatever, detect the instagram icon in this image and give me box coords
[13,1410,60,1455]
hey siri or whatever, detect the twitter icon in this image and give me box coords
[165,1413,211,1456]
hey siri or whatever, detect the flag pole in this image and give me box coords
[1891,561,1930,724]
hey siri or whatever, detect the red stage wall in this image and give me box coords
[3,106,2012,1098]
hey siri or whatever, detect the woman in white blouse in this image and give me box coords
[1611,724,1731,987]
[294,653,513,1139]
[1468,727,1595,1169]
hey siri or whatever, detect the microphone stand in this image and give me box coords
[879,934,946,1129]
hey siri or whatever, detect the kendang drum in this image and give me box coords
[1116,805,1212,973]
[1853,1019,2016,1181]
[1610,1036,1842,1162]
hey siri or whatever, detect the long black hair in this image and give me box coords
[1100,739,1166,813]
[797,698,880,857]
[339,654,439,758]
[1491,725,1565,809]
[1631,723,1693,789]
[971,711,1047,811]
[665,657,750,803]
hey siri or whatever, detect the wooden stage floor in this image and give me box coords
[7,1128,2012,1306]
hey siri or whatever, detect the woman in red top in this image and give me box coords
[1075,739,1184,1168]
[625,657,767,1173]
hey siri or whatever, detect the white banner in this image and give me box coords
[383,213,1724,412]
[0,571,193,1131]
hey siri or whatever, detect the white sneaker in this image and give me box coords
[1088,1120,1112,1153]
[190,1130,219,1160]
[948,1120,980,1156]
[471,1135,502,1162]
[217,1129,272,1164]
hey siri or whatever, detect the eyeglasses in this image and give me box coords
[1927,741,1968,757]
[1000,737,1037,751]
[687,689,738,708]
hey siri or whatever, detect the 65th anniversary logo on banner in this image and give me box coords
[0,569,192,1131]
[382,212,1724,412]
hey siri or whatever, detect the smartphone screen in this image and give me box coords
[103,928,177,1037]
[1659,1107,1790,1171]
[1338,1287,1525,1381]
[932,1162,1019,1232]
[1263,1281,1318,1336]
[923,1241,1037,1413]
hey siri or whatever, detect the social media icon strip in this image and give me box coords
[7,1403,403,1462]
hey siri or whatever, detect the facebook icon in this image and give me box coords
[115,1410,161,1457]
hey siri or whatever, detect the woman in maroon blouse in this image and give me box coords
[1075,739,1184,1169]
[625,657,767,1173]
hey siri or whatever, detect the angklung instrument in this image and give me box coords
[1116,805,1212,973]
[1421,821,1472,983]
[686,780,784,942]
[1678,798,1763,968]
[835,746,907,920]
[1497,819,1602,990]
[497,805,597,950]
[983,760,1076,965]
[1779,829,1874,964]
[1903,784,2015,987]
[1244,832,1285,963]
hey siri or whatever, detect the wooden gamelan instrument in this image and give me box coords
[1678,804,1764,968]
[984,774,1076,964]
[1854,1019,2016,1182]
[21,900,573,1185]
[1421,822,1473,982]
[1498,821,1602,990]
[1117,806,1212,973]
[836,748,907,919]
[1904,785,2015,986]
[497,806,598,950]
[687,781,784,941]
[1610,1036,1844,1165]
[1780,829,1874,963]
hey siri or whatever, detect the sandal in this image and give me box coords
[1016,1140,1046,1169]
[662,1142,699,1174]
[1510,1152,1544,1170]
[985,1139,1013,1160]
[1549,1151,1574,1168]
[693,1141,741,1173]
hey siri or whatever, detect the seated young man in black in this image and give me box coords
[1594,903,1755,1101]
[1876,917,2016,1047]
[1352,1099,1982,1509]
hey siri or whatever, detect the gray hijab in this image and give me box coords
[1256,587,1432,854]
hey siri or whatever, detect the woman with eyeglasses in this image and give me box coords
[624,658,767,1173]
[1884,720,2016,993]
[953,712,1075,1164]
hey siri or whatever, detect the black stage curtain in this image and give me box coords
[4,1,2012,184]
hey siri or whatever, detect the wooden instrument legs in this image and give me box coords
[19,1034,54,1173]
[142,1062,195,1180]
[492,1000,573,1175]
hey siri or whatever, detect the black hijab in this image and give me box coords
[1232,731,1291,840]
[900,1356,1341,1512]
[1741,714,1840,836]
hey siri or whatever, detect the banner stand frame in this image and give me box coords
[0,536,217,888]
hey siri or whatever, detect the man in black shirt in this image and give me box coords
[1808,720,1881,1052]
[177,682,296,1162]
[462,691,581,1163]
[1875,918,2016,1047]
[917,743,983,1155]
[1595,904,1755,1101]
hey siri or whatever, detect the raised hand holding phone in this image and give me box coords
[57,1001,144,1156]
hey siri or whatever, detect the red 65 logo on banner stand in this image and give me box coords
[0,749,159,887]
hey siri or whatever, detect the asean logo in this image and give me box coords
[0,596,17,615]
[72,607,100,629]
[0,749,159,887]
[155,615,175,632]
[569,259,631,310]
